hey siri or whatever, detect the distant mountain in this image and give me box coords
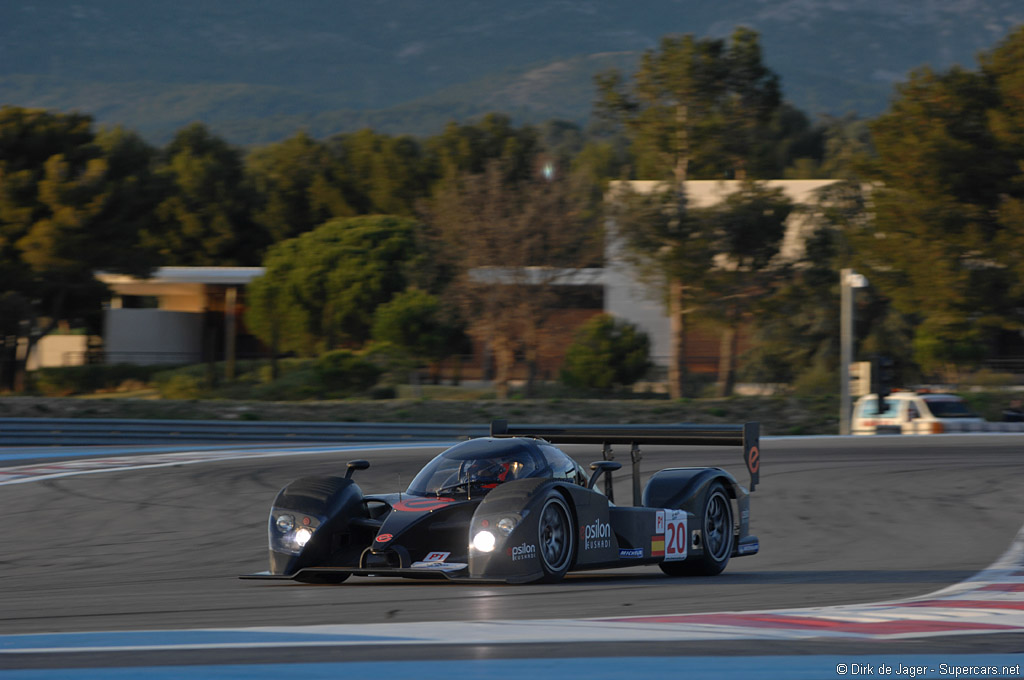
[2,1,1021,144]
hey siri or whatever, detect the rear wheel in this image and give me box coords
[536,492,575,583]
[659,482,733,577]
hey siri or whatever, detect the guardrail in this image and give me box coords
[903,420,1024,434]
[856,421,1024,435]
[0,418,489,446]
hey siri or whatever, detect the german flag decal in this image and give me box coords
[651,536,665,557]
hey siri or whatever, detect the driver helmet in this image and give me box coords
[465,457,523,487]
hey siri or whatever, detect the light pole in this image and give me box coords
[840,268,868,435]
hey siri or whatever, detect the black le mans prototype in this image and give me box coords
[243,420,761,584]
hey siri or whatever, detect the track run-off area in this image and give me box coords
[1,433,1024,678]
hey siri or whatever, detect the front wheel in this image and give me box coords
[660,482,734,577]
[536,492,575,583]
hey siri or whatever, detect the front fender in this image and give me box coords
[268,476,368,575]
[467,479,572,582]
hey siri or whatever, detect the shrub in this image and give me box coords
[31,363,171,396]
[561,314,651,390]
[316,350,381,396]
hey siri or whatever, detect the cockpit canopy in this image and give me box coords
[406,437,587,497]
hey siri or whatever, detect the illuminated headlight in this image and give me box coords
[275,514,295,533]
[294,527,313,547]
[496,516,518,536]
[472,530,496,553]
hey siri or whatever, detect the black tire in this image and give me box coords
[536,491,575,583]
[659,482,734,577]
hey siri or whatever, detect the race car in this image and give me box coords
[242,420,761,584]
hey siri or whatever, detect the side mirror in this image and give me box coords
[345,459,370,479]
[587,460,622,490]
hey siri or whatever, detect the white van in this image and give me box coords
[851,391,986,434]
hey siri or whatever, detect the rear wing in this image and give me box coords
[490,420,760,493]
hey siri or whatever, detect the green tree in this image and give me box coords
[561,314,651,390]
[855,30,1024,379]
[596,28,783,397]
[144,123,261,265]
[0,107,158,389]
[329,129,431,216]
[246,131,355,243]
[245,215,418,356]
[371,287,464,372]
[425,113,541,185]
[696,182,793,395]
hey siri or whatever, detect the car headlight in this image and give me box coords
[472,530,496,553]
[497,516,518,536]
[275,514,295,533]
[294,527,313,547]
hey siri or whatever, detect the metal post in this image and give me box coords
[630,442,642,507]
[840,269,868,435]
[602,442,614,503]
[224,285,238,381]
[840,268,853,435]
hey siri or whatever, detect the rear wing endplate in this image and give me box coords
[490,420,760,492]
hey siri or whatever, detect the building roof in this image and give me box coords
[96,267,264,286]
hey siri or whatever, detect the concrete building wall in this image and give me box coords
[103,309,204,364]
[25,335,93,370]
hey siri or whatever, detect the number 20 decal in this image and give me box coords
[663,511,687,561]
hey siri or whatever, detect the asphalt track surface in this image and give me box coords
[3,434,1024,670]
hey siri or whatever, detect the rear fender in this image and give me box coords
[642,467,752,552]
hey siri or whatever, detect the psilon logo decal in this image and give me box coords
[375,533,393,543]
[581,518,612,550]
[507,543,537,561]
[393,498,455,513]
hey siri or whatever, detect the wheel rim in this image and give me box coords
[704,490,732,562]
[539,497,571,572]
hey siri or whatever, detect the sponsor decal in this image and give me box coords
[410,561,467,572]
[663,509,688,561]
[619,548,644,559]
[375,533,393,543]
[651,536,665,557]
[423,551,450,562]
[393,498,455,513]
[507,543,537,561]
[738,540,759,555]
[747,445,760,474]
[655,510,665,534]
[580,518,612,551]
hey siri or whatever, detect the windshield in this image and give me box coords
[857,398,900,418]
[924,398,976,418]
[407,438,548,497]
